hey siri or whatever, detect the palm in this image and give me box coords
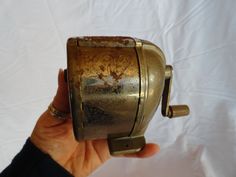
[31,111,110,177]
[31,69,159,177]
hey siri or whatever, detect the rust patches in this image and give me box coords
[99,65,105,72]
[98,73,104,80]
[75,81,80,89]
[83,36,132,43]
[110,71,123,82]
[76,69,84,75]
[77,36,135,47]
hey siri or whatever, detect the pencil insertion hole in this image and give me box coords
[125,144,129,147]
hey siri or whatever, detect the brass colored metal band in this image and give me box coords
[130,39,147,136]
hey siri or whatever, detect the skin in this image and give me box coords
[30,69,160,177]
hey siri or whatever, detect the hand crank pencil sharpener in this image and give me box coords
[66,36,189,155]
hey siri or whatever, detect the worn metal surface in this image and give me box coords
[67,37,139,140]
[130,39,166,137]
[67,36,189,155]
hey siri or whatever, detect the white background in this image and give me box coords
[1,0,236,177]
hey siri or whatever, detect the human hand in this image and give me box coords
[30,69,160,177]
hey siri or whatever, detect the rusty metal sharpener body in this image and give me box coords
[66,36,189,155]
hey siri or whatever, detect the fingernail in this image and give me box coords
[59,68,63,74]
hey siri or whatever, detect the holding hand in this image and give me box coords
[30,69,160,177]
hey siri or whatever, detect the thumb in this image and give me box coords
[34,69,71,128]
[31,69,72,140]
[52,69,70,113]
